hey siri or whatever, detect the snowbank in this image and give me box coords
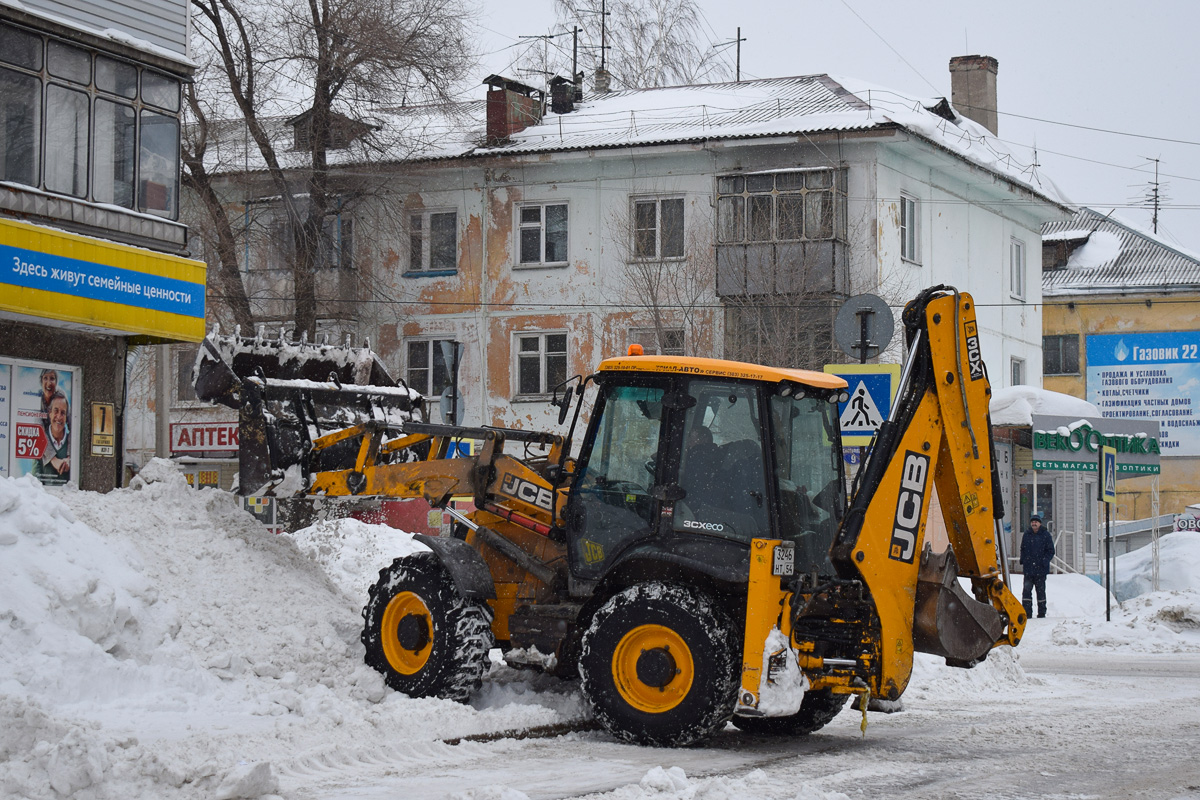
[1114,530,1200,600]
[0,464,579,800]
[990,386,1101,427]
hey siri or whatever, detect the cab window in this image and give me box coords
[569,385,664,577]
[770,392,844,573]
[674,380,768,541]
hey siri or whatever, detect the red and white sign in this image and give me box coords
[1174,513,1200,532]
[170,422,239,453]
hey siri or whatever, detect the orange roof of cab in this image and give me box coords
[597,355,847,390]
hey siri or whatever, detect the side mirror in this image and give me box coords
[552,382,575,425]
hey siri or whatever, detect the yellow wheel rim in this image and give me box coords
[611,624,695,713]
[380,592,433,675]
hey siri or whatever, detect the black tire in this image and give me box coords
[579,582,738,747]
[361,552,494,702]
[731,688,849,736]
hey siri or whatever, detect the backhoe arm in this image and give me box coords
[831,287,1026,702]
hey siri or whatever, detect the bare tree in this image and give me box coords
[606,195,716,357]
[533,0,729,90]
[185,0,474,337]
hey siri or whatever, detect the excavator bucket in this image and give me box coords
[192,330,425,495]
[912,545,1004,667]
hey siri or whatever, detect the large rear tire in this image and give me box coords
[579,583,738,747]
[361,552,494,702]
[731,688,849,736]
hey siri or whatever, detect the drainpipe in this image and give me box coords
[479,172,489,426]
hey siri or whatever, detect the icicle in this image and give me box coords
[255,325,265,343]
[301,330,309,344]
[279,326,286,341]
[233,324,241,338]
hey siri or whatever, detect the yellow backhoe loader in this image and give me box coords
[195,285,1025,746]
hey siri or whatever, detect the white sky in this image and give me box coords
[474,0,1200,255]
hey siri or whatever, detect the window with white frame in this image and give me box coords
[630,328,684,355]
[515,332,567,397]
[900,193,919,263]
[632,197,685,259]
[518,203,568,265]
[406,339,455,396]
[1011,357,1025,387]
[408,209,457,273]
[1010,237,1026,300]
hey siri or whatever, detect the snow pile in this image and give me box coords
[0,463,579,800]
[1065,230,1123,269]
[285,517,430,598]
[1114,530,1200,600]
[990,386,1101,427]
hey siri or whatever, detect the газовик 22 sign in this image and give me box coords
[1087,332,1200,456]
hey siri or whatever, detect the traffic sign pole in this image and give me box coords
[1100,445,1117,621]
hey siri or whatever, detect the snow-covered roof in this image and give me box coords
[990,385,1101,427]
[205,74,1068,207]
[1042,207,1200,295]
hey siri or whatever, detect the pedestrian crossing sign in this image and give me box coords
[1100,445,1117,504]
[823,363,902,445]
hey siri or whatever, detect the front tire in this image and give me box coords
[731,688,849,736]
[579,583,738,747]
[362,552,494,702]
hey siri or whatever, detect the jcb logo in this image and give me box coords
[889,452,929,563]
[500,474,554,511]
[965,321,984,381]
[582,539,605,564]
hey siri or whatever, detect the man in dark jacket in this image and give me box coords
[1019,515,1055,618]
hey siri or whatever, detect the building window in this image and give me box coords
[716,169,847,244]
[518,203,568,265]
[631,328,684,355]
[900,193,919,263]
[515,332,567,397]
[1044,334,1080,375]
[0,21,182,218]
[408,210,457,273]
[407,339,455,396]
[1010,238,1027,300]
[632,197,684,259]
[1011,357,1025,387]
[175,345,199,403]
[254,210,353,271]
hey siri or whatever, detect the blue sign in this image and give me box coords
[2,242,205,318]
[1087,332,1200,456]
[824,364,900,445]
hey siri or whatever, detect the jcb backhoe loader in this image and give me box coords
[195,286,1025,747]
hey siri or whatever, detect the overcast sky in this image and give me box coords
[476,0,1200,254]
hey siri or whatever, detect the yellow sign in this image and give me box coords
[0,217,206,342]
[91,402,115,456]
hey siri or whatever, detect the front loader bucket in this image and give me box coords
[192,331,425,495]
[912,545,1003,667]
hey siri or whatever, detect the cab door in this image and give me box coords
[565,380,668,579]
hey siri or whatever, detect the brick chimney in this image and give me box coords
[484,75,544,145]
[949,55,998,135]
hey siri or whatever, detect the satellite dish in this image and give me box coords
[834,294,895,363]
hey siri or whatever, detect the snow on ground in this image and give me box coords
[2,461,1199,799]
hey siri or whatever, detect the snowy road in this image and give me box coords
[288,646,1200,800]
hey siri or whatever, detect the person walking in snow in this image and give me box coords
[1019,514,1054,619]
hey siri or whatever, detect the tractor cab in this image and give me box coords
[563,356,849,585]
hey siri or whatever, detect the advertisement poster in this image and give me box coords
[0,364,9,478]
[1087,332,1200,456]
[11,365,77,486]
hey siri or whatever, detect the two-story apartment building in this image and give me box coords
[0,0,203,490]
[166,57,1069,488]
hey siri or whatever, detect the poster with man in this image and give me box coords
[12,366,76,486]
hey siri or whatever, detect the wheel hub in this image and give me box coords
[396,613,431,652]
[635,646,678,688]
